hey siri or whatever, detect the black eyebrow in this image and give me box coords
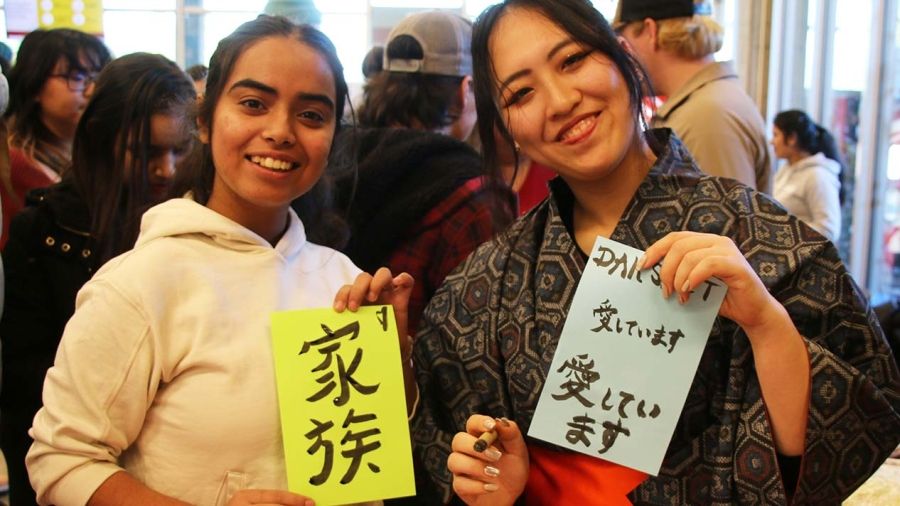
[498,38,578,93]
[228,78,335,111]
[547,38,576,61]
[229,78,277,95]
[297,93,335,111]
[498,70,530,94]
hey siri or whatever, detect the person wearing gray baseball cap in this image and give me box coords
[335,10,514,339]
[614,0,773,194]
[361,10,476,139]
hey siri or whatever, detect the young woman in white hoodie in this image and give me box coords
[771,109,844,242]
[26,16,414,506]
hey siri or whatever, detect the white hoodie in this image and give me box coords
[27,198,361,506]
[773,152,842,242]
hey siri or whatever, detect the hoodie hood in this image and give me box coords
[134,198,307,260]
[789,152,841,176]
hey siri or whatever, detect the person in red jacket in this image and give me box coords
[342,10,515,335]
[1,28,110,248]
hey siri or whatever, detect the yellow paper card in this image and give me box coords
[271,306,415,505]
[38,0,104,34]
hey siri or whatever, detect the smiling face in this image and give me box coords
[489,7,644,186]
[202,35,337,232]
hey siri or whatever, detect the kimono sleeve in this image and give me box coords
[411,247,509,504]
[787,266,900,502]
[723,186,900,501]
[26,278,160,506]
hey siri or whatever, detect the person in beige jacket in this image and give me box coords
[614,0,773,193]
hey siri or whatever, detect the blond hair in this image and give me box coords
[627,14,723,60]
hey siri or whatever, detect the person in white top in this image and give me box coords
[771,109,844,242]
[26,16,414,506]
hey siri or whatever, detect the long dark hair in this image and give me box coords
[774,109,846,202]
[5,28,111,174]
[171,15,351,248]
[69,53,196,263]
[358,35,465,129]
[472,0,653,182]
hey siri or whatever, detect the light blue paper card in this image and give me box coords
[528,236,727,476]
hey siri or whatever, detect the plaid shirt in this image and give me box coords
[387,176,507,335]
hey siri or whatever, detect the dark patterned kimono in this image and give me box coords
[411,129,900,505]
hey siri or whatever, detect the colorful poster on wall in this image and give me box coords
[271,305,415,506]
[7,0,103,36]
[528,236,727,476]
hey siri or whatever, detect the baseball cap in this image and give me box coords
[383,10,473,77]
[612,0,712,29]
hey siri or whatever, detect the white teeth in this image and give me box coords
[561,116,595,141]
[250,155,294,171]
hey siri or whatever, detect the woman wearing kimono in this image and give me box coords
[410,1,900,505]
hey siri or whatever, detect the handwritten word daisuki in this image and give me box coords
[591,245,723,302]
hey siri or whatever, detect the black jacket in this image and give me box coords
[0,180,97,505]
[331,127,507,272]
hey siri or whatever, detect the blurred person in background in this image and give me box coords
[340,10,514,336]
[186,63,208,99]
[0,41,12,77]
[1,28,111,247]
[771,109,844,242]
[0,53,195,505]
[361,45,384,80]
[614,0,773,193]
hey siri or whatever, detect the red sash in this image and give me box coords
[526,443,648,505]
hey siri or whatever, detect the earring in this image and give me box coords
[514,141,521,152]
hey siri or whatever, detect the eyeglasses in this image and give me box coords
[50,71,98,92]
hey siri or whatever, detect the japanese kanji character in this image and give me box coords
[339,409,382,484]
[591,300,618,332]
[305,418,334,486]
[307,347,379,406]
[300,321,380,406]
[552,354,601,407]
